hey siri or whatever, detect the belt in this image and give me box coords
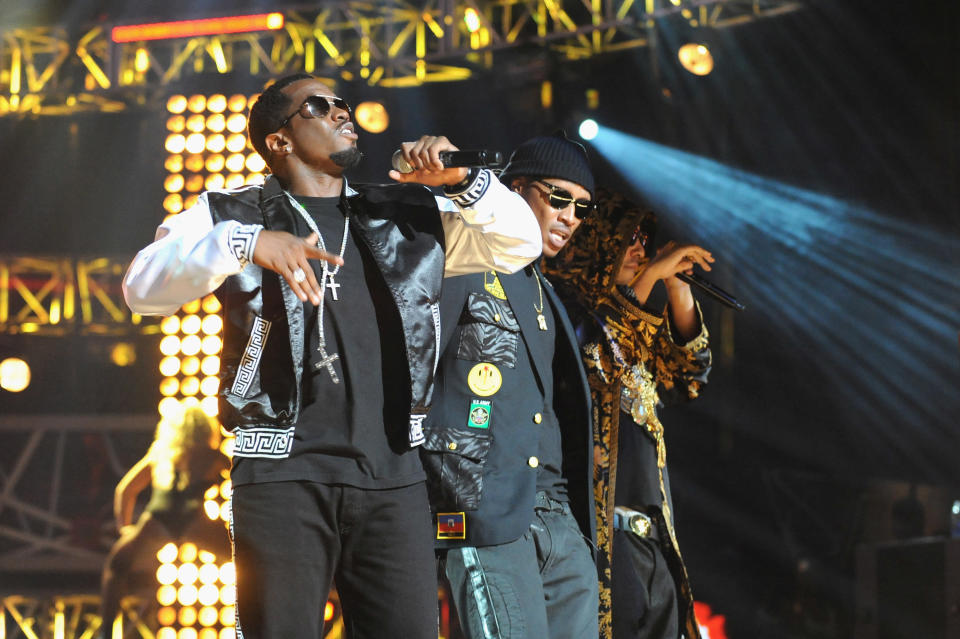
[613,506,660,542]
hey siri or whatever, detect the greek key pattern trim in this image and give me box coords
[409,414,426,447]
[233,426,295,459]
[446,168,491,207]
[228,223,262,268]
[230,316,271,398]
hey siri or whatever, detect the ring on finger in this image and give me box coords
[292,268,307,283]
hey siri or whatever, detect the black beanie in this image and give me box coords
[498,131,595,198]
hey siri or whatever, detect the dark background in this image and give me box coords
[1,1,958,636]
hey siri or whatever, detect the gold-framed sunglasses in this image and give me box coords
[532,180,596,219]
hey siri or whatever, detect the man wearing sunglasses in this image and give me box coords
[123,73,542,639]
[421,132,598,638]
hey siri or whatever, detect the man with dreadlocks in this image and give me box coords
[543,189,714,639]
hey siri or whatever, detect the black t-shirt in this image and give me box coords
[527,268,567,501]
[230,195,424,489]
[614,409,671,512]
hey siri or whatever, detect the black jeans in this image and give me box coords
[611,529,679,639]
[444,492,599,639]
[231,480,438,639]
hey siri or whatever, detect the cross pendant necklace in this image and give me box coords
[315,346,340,383]
[325,276,341,301]
[285,193,350,383]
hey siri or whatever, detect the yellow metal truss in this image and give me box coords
[0,0,802,115]
[0,256,158,335]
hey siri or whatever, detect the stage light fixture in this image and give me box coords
[164,175,185,193]
[201,396,219,416]
[226,113,247,133]
[157,564,178,586]
[158,396,181,418]
[186,114,205,133]
[205,155,225,173]
[185,133,206,154]
[227,95,247,113]
[245,154,266,173]
[207,95,227,113]
[678,43,714,75]
[158,606,177,626]
[167,95,187,114]
[167,115,186,133]
[183,155,204,173]
[0,358,31,392]
[160,377,179,397]
[165,156,184,173]
[199,629,217,639]
[185,175,204,193]
[160,356,181,377]
[226,134,247,153]
[160,336,181,356]
[178,626,198,639]
[163,194,183,214]
[204,174,226,191]
[205,114,226,133]
[201,315,222,335]
[181,314,200,334]
[165,135,186,154]
[224,153,245,173]
[464,8,482,33]
[200,377,219,397]
[184,195,200,209]
[245,173,265,185]
[354,101,389,133]
[159,544,179,564]
[225,174,245,189]
[201,295,221,313]
[181,335,202,356]
[112,13,284,43]
[578,119,599,141]
[162,314,182,333]
[205,134,226,154]
[181,356,201,376]
[201,336,222,356]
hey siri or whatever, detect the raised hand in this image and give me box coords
[252,230,344,304]
[388,135,469,187]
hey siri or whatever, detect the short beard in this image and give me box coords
[331,147,363,170]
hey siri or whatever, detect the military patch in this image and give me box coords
[483,270,507,300]
[437,512,466,540]
[468,399,491,429]
[467,362,502,397]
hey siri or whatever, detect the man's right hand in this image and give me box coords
[252,230,344,305]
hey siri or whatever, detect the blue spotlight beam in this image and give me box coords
[589,127,960,480]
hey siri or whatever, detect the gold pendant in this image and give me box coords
[537,313,548,331]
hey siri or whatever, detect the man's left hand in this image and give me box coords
[388,135,469,187]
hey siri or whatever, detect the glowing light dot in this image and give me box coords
[219,562,235,585]
[200,376,219,397]
[181,356,201,376]
[0,358,31,392]
[198,583,220,607]
[207,94,227,113]
[578,119,599,141]
[201,335,223,355]
[157,542,179,563]
[157,563,178,585]
[160,356,181,377]
[198,563,220,585]
[160,335,181,356]
[157,584,178,607]
[167,95,187,114]
[178,584,199,606]
[181,335,203,356]
[201,356,220,376]
[165,134,186,154]
[179,542,198,563]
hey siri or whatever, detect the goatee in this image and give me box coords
[331,147,363,170]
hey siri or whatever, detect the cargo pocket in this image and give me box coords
[420,426,493,511]
[456,292,520,367]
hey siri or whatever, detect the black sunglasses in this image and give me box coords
[276,95,352,131]
[629,216,657,249]
[532,180,596,219]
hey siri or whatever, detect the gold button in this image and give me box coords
[448,442,457,451]
[527,456,539,468]
[494,313,501,322]
[533,413,543,424]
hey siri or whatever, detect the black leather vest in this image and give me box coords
[207,175,445,440]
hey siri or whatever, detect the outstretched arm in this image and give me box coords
[114,451,153,532]
[389,135,542,276]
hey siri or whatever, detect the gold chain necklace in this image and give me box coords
[533,271,547,331]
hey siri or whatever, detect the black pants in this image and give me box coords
[611,529,679,639]
[231,481,438,639]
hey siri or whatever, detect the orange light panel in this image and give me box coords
[112,13,285,43]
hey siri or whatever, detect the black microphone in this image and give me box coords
[676,272,746,312]
[391,149,503,174]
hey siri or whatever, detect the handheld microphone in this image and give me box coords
[676,272,746,312]
[391,149,503,174]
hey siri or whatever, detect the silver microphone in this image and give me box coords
[391,149,503,174]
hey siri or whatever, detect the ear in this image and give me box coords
[265,131,290,156]
[510,177,526,193]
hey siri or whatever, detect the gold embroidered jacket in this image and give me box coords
[543,190,711,639]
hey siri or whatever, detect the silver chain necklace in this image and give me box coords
[284,192,349,383]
